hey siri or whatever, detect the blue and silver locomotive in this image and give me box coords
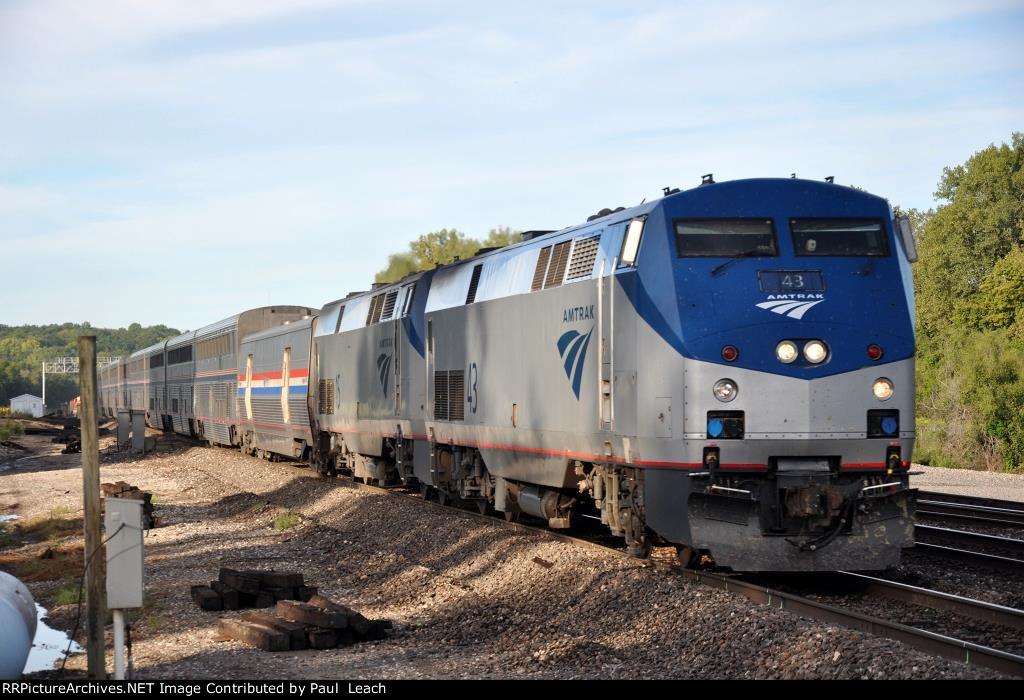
[305,177,918,571]
[99,177,917,571]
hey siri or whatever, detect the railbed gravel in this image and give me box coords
[4,435,1009,679]
[879,549,1024,610]
[760,574,1024,657]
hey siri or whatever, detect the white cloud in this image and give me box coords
[0,1,1021,327]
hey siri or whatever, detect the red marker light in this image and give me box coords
[867,344,883,360]
[721,345,738,362]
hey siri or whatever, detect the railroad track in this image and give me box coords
[913,524,1024,573]
[916,491,1024,530]
[169,439,1024,677]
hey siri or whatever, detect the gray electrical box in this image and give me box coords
[104,497,144,609]
[131,411,146,454]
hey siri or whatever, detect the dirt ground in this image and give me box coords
[0,422,1008,679]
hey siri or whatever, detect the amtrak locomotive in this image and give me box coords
[99,177,919,571]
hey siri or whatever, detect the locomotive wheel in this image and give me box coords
[436,490,449,506]
[419,483,430,499]
[503,509,520,523]
[476,499,489,515]
[675,545,696,568]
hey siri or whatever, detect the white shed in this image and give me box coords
[10,394,44,418]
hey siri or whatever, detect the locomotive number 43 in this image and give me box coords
[758,270,825,293]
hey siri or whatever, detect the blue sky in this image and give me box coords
[2,1,1022,331]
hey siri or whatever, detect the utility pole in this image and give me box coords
[78,336,105,678]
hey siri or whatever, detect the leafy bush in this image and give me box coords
[913,133,1024,472]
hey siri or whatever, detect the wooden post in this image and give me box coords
[79,336,105,678]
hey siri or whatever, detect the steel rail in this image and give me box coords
[916,497,1024,528]
[834,571,1024,632]
[915,524,1024,558]
[916,507,1024,530]
[917,491,1024,513]
[911,542,1024,575]
[681,568,1024,677]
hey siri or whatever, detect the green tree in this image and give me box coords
[481,226,522,248]
[375,226,523,283]
[915,132,1024,339]
[913,133,1024,472]
[0,323,180,407]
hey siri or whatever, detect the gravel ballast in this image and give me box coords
[911,465,1024,501]
[0,431,1011,679]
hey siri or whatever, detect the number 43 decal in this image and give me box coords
[468,362,478,414]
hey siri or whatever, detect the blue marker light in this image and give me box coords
[708,419,724,438]
[881,417,898,435]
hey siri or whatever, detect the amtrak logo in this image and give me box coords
[376,353,392,395]
[756,294,824,320]
[556,327,593,400]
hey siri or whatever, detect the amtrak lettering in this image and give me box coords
[562,305,595,323]
[756,294,825,320]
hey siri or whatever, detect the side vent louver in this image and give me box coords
[334,305,345,333]
[381,290,398,320]
[433,371,449,421]
[531,246,551,291]
[448,370,465,420]
[318,379,335,414]
[433,370,465,421]
[465,264,483,304]
[544,240,572,289]
[567,236,600,280]
[366,294,385,325]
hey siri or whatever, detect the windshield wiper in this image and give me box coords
[710,249,764,277]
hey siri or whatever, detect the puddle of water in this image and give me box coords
[22,603,83,674]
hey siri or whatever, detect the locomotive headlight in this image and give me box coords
[803,340,828,364]
[872,377,894,401]
[775,340,798,364]
[713,379,738,402]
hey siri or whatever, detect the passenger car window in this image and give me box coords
[675,219,777,257]
[790,218,889,257]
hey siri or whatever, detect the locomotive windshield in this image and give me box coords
[790,218,889,257]
[675,218,777,257]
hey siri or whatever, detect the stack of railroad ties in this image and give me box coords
[192,568,391,652]
[100,481,156,529]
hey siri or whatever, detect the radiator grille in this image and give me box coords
[318,379,335,414]
[448,370,465,420]
[567,236,600,279]
[433,370,465,421]
[433,371,449,421]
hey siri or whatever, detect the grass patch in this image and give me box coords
[0,523,12,548]
[0,542,85,582]
[15,509,81,544]
[0,418,24,442]
[55,583,82,606]
[273,510,300,530]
